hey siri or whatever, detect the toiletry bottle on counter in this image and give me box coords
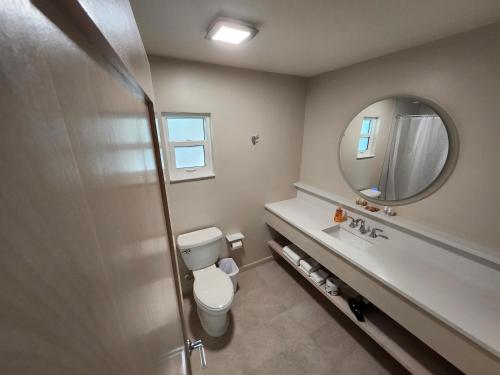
[334,205,346,222]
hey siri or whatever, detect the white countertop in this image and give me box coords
[265,195,500,358]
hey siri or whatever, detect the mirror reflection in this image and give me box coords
[340,97,450,202]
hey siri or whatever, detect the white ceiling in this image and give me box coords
[130,0,500,77]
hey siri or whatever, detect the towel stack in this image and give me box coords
[282,244,306,266]
[310,269,329,285]
[299,258,320,275]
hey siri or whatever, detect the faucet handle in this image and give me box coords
[347,216,357,228]
[369,228,383,238]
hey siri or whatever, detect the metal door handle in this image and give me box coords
[187,338,207,369]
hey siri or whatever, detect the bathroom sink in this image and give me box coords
[322,226,373,250]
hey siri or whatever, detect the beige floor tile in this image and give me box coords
[247,342,333,375]
[332,345,408,375]
[184,258,408,375]
[310,319,358,361]
[236,267,263,291]
[246,349,312,375]
[282,298,334,334]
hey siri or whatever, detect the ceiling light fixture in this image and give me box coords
[206,17,258,45]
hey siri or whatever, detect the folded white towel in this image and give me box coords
[283,243,304,256]
[310,268,329,285]
[325,277,341,294]
[283,250,295,265]
[283,244,306,265]
[326,276,340,287]
[299,258,320,275]
[299,264,309,274]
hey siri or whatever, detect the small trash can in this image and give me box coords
[218,258,239,292]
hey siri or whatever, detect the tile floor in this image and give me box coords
[183,257,409,375]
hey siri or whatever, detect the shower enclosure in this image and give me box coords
[379,114,449,201]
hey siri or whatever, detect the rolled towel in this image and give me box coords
[283,244,306,265]
[299,258,320,275]
[325,277,341,295]
[310,268,329,285]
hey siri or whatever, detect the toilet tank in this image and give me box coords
[177,227,223,271]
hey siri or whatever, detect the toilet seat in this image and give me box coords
[193,266,233,312]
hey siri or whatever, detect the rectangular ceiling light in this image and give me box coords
[206,17,258,45]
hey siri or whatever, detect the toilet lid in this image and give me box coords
[194,268,233,312]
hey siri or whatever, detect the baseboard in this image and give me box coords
[239,255,274,272]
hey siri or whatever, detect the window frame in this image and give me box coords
[357,116,378,159]
[161,112,215,182]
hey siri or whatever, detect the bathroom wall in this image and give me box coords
[149,56,307,288]
[301,23,500,254]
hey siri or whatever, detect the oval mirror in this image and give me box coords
[339,97,455,204]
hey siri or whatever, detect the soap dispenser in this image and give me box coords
[334,205,346,222]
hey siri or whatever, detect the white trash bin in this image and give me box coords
[218,258,239,292]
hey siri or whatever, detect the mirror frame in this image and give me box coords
[338,94,460,206]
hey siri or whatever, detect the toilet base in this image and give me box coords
[197,306,230,337]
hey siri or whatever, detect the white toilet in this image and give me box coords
[177,227,234,337]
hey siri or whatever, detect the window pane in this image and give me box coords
[358,137,369,152]
[167,117,205,142]
[360,118,372,135]
[174,146,205,168]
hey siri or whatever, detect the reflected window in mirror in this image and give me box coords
[357,117,378,159]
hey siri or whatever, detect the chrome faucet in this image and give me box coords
[369,228,388,239]
[358,219,370,234]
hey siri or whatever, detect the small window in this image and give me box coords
[357,117,378,158]
[162,113,214,182]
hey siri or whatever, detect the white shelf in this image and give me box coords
[268,239,462,375]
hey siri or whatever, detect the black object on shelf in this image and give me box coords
[348,297,371,322]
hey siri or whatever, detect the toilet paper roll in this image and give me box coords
[231,240,243,250]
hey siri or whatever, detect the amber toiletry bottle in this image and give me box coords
[334,206,345,222]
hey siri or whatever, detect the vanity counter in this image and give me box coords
[265,194,500,362]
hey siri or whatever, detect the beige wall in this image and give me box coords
[301,23,500,253]
[149,56,307,287]
[340,99,396,190]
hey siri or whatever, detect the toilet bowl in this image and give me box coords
[193,265,234,336]
[177,227,234,337]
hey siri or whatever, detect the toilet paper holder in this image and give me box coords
[226,232,245,250]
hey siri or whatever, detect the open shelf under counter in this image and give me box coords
[268,239,462,375]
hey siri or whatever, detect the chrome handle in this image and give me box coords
[369,228,384,238]
[199,343,207,369]
[347,216,357,228]
[187,338,207,369]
